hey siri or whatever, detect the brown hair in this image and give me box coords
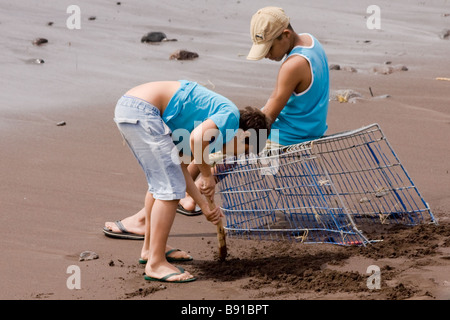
[239,106,271,154]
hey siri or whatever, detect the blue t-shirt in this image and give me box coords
[162,80,240,153]
[268,33,329,146]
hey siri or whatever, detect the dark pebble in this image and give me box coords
[141,32,167,43]
[33,38,48,46]
[329,64,340,70]
[169,49,199,60]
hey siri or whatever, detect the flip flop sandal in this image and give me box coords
[176,204,202,216]
[144,267,196,283]
[139,249,193,264]
[103,220,144,240]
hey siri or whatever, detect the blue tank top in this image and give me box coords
[269,33,329,146]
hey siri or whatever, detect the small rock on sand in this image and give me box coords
[32,38,48,46]
[438,28,450,40]
[372,66,394,75]
[25,58,45,65]
[169,49,199,60]
[141,32,177,43]
[79,251,99,261]
[371,65,408,75]
[329,64,340,70]
[342,66,357,73]
[329,64,357,72]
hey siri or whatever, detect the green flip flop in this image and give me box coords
[144,267,196,283]
[139,248,193,264]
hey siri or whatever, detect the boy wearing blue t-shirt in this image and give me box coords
[247,7,330,147]
[111,80,269,283]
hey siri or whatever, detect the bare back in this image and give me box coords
[125,81,181,114]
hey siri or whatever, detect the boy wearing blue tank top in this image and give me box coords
[247,7,330,147]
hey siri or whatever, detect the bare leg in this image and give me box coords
[179,161,201,211]
[140,192,155,261]
[138,191,193,262]
[144,194,194,281]
[105,163,202,232]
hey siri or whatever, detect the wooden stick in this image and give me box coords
[207,198,227,261]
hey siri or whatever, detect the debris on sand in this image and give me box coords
[32,38,48,46]
[330,89,390,103]
[79,251,99,261]
[25,58,45,65]
[329,64,357,72]
[329,64,340,70]
[330,89,363,103]
[169,49,199,61]
[438,28,450,40]
[331,63,408,75]
[124,285,167,299]
[371,65,408,75]
[342,66,357,73]
[141,32,177,43]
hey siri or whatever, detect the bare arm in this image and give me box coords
[180,164,222,225]
[262,56,311,125]
[189,119,219,200]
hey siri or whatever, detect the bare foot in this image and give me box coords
[145,262,195,282]
[140,246,192,262]
[179,196,196,212]
[104,211,145,236]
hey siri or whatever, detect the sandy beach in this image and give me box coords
[1,0,449,303]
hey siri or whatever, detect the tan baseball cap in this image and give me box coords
[247,7,290,60]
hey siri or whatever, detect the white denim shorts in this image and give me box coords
[114,95,186,200]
